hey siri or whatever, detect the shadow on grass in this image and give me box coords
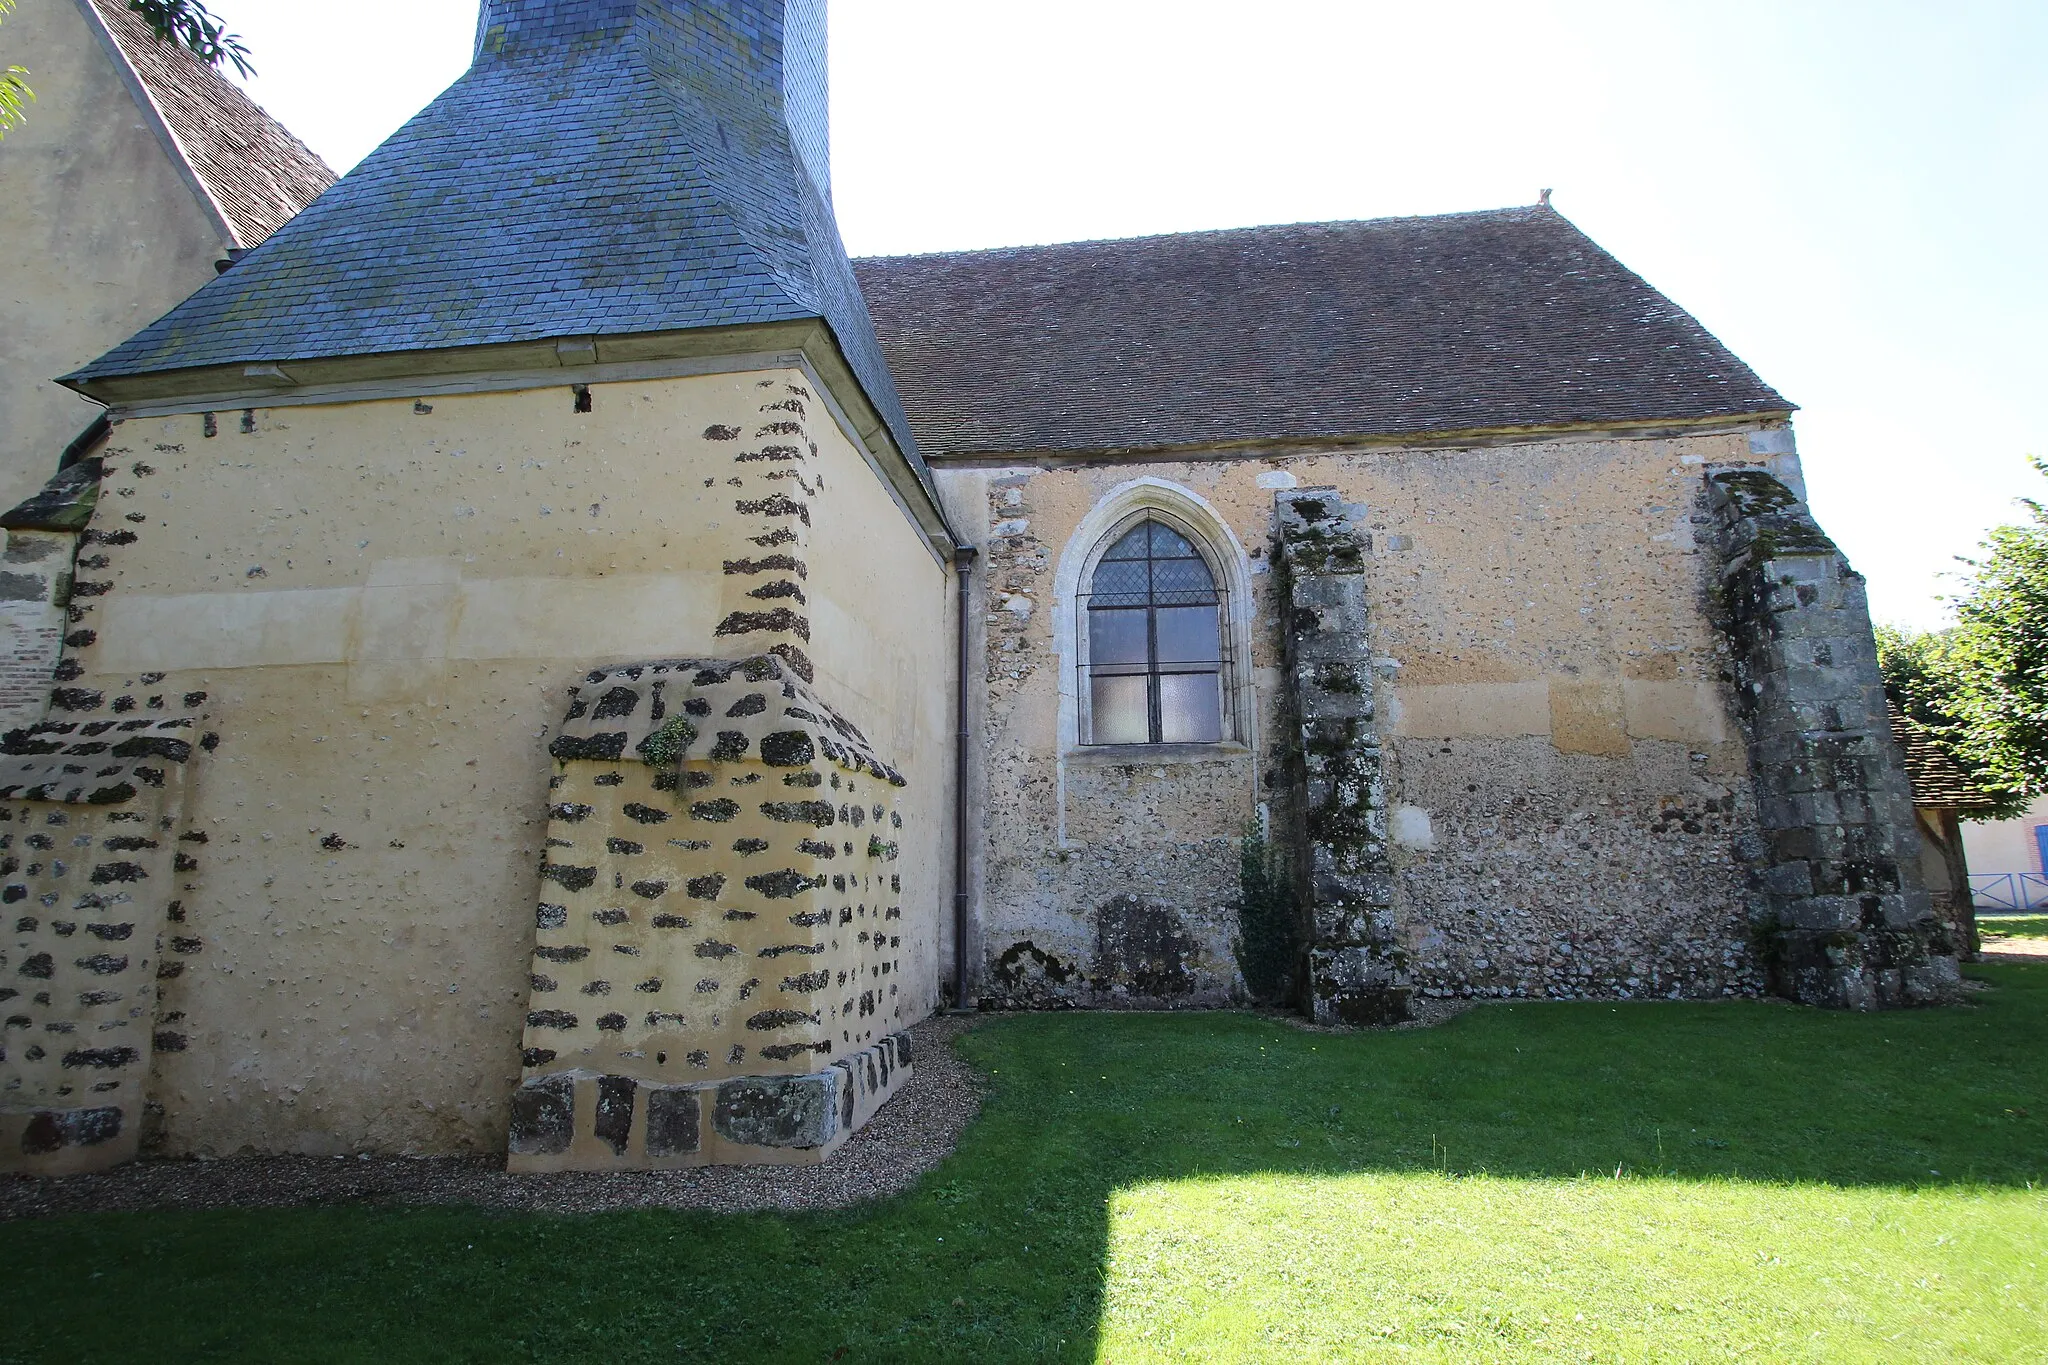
[5,962,2045,1364]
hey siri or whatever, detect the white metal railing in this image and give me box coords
[1970,873,2048,912]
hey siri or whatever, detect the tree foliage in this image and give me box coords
[0,0,33,140]
[1877,456,2048,821]
[0,0,251,142]
[128,0,253,78]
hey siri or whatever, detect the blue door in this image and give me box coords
[2036,825,2048,875]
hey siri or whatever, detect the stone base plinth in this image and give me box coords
[506,1030,911,1171]
[1,1104,135,1176]
[1303,945,1411,1026]
[1765,925,1964,1011]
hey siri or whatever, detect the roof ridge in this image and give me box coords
[852,205,1553,265]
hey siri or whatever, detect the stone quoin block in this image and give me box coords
[507,1073,577,1155]
[713,1071,837,1148]
[644,1084,701,1156]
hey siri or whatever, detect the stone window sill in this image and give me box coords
[1065,741,1251,767]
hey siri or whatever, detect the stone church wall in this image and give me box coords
[939,424,1790,1007]
[0,0,234,513]
[25,367,952,1160]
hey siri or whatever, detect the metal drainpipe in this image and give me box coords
[951,544,979,1011]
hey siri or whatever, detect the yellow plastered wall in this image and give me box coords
[58,368,951,1155]
[0,0,231,509]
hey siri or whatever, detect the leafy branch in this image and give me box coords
[0,0,254,141]
[0,0,32,138]
[127,0,255,79]
[1877,455,2048,820]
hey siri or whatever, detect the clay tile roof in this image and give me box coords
[852,207,1795,458]
[1889,706,2003,813]
[85,0,333,247]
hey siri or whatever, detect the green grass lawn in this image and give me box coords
[1983,914,2048,939]
[5,966,2046,1364]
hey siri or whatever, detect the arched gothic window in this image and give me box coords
[1081,518,1225,744]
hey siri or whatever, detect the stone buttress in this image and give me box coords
[0,682,209,1173]
[508,655,914,1169]
[1274,489,1409,1024]
[1709,470,1960,1009]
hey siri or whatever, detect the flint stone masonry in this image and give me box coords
[509,655,916,1169]
[1275,489,1408,1025]
[967,473,1249,1011]
[1709,471,1960,1009]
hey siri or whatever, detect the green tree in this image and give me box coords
[0,1,33,139]
[1945,456,2048,796]
[128,0,253,77]
[1876,456,2048,821]
[0,0,252,141]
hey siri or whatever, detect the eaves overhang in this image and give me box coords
[63,319,957,563]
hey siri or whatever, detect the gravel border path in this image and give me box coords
[1979,934,2048,961]
[1,1015,987,1223]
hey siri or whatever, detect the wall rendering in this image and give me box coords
[0,0,231,511]
[29,367,951,1160]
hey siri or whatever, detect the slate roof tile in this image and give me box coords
[852,208,1794,457]
[69,0,921,476]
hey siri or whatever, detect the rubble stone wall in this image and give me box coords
[937,424,1790,1007]
[0,689,206,1173]
[0,529,76,731]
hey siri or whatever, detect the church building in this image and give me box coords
[1,0,1957,1176]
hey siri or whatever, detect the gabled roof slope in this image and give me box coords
[68,0,920,468]
[1889,706,2003,814]
[82,0,333,246]
[853,208,1794,457]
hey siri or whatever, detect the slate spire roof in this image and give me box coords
[80,0,333,247]
[69,0,918,464]
[853,208,1795,457]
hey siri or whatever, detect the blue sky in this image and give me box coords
[221,0,2045,629]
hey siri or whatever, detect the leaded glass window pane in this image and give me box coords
[1152,556,1214,605]
[1089,608,1149,668]
[1089,558,1148,607]
[1158,673,1223,743]
[1083,517,1227,745]
[1147,523,1196,558]
[1154,605,1219,665]
[1090,675,1150,744]
[1103,525,1151,560]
